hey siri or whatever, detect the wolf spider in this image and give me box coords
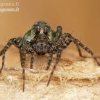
[0,21,99,91]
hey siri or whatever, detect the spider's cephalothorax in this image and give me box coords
[31,21,51,55]
[23,21,53,55]
[0,21,100,91]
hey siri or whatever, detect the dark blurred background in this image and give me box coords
[0,0,100,67]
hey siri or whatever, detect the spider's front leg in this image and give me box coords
[66,33,100,66]
[30,50,34,69]
[20,49,26,92]
[47,26,64,85]
[0,37,23,73]
[46,53,53,70]
[47,50,62,86]
[46,26,62,71]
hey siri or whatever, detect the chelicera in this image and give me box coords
[0,21,100,91]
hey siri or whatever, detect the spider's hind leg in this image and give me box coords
[76,43,87,58]
[68,34,100,66]
[75,40,100,65]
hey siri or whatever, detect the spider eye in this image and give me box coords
[34,25,40,32]
[45,26,48,31]
[44,26,51,35]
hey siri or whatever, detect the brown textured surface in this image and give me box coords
[0,54,100,100]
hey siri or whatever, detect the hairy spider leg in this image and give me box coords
[75,43,86,58]
[0,54,5,73]
[0,38,19,73]
[76,42,100,58]
[30,51,34,69]
[20,50,26,92]
[47,51,62,86]
[46,53,53,70]
[47,37,73,86]
[46,26,62,70]
[67,33,100,66]
[56,26,88,58]
[64,32,85,58]
[46,26,62,85]
[0,37,27,91]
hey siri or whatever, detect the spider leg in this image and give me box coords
[0,37,22,56]
[76,43,86,58]
[46,53,53,70]
[62,33,86,58]
[54,26,62,43]
[46,26,62,70]
[0,37,23,73]
[66,33,100,66]
[20,50,26,92]
[76,44,100,58]
[0,54,5,73]
[0,37,26,91]
[30,51,34,69]
[47,51,62,86]
[75,40,100,65]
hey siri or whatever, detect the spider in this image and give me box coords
[0,21,100,91]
